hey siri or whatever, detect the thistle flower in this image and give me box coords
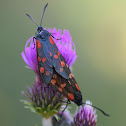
[21,81,66,119]
[73,101,97,126]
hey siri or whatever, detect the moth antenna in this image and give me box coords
[26,14,39,27]
[82,102,110,116]
[40,3,48,26]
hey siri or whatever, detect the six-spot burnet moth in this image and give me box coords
[26,3,110,117]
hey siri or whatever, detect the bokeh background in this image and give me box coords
[0,0,126,125]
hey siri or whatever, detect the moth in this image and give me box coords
[26,3,109,116]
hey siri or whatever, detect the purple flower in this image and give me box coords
[21,81,67,118]
[21,28,77,74]
[73,101,97,126]
[21,36,38,73]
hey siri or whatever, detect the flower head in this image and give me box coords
[73,101,97,126]
[21,28,77,74]
[21,81,67,119]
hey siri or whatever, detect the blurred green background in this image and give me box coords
[0,0,126,125]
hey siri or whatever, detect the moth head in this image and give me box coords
[37,26,43,33]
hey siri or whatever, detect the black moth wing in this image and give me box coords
[47,36,71,79]
[50,70,74,101]
[50,69,82,104]
[36,38,53,84]
[47,36,82,104]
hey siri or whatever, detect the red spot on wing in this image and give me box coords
[36,39,41,48]
[75,83,80,91]
[60,67,63,72]
[61,83,66,88]
[69,73,73,79]
[40,67,44,73]
[45,71,50,76]
[68,93,74,100]
[42,58,47,63]
[61,61,65,67]
[38,56,41,61]
[49,51,52,57]
[49,36,54,44]
[68,81,71,85]
[66,64,68,68]
[58,51,61,56]
[51,79,56,85]
[54,55,58,59]
[58,87,63,92]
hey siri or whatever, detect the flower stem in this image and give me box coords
[42,117,52,126]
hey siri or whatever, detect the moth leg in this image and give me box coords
[32,37,36,49]
[33,36,36,40]
[62,99,71,113]
[50,34,61,40]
